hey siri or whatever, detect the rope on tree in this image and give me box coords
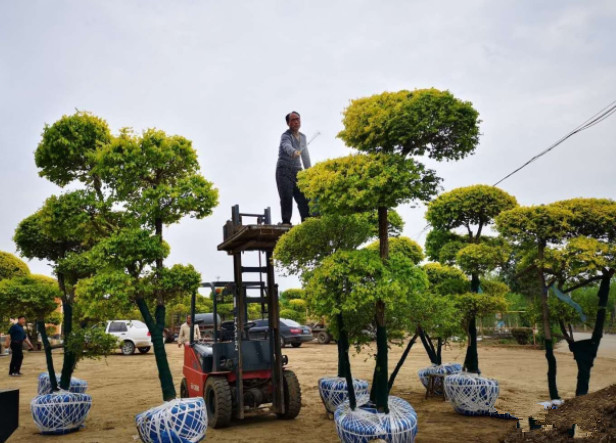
[319,377,369,414]
[30,391,92,434]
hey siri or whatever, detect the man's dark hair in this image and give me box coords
[17,316,25,320]
[285,111,300,124]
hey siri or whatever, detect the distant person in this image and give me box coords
[177,315,200,347]
[276,111,312,225]
[5,316,34,376]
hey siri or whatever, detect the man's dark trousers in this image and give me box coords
[9,341,23,375]
[276,166,310,224]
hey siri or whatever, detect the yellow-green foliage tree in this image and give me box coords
[0,252,30,332]
[299,88,481,412]
[550,198,616,396]
[496,204,571,400]
[279,289,307,324]
[425,185,516,373]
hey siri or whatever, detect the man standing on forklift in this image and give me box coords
[276,111,311,225]
[177,315,200,347]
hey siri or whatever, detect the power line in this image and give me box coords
[413,98,616,241]
[493,98,616,186]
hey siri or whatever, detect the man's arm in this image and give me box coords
[177,324,186,347]
[24,337,34,350]
[280,133,298,157]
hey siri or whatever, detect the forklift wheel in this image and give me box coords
[180,378,188,398]
[277,370,301,420]
[205,376,233,428]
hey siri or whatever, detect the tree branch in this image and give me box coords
[562,275,603,293]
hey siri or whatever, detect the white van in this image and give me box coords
[105,320,152,355]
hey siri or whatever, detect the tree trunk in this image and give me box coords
[388,332,418,391]
[37,320,58,392]
[417,326,438,364]
[538,243,559,400]
[60,300,77,390]
[337,314,356,410]
[463,274,480,373]
[370,318,389,413]
[377,206,389,260]
[370,206,390,412]
[570,272,612,396]
[137,298,176,401]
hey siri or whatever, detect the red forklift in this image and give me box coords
[180,205,301,428]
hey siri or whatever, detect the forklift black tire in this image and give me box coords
[291,342,302,348]
[277,370,301,420]
[317,331,331,344]
[205,376,233,428]
[180,378,188,398]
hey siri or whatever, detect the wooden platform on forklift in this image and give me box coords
[217,224,290,254]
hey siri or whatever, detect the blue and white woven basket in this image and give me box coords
[37,372,88,395]
[31,391,92,435]
[136,397,207,443]
[443,372,499,416]
[318,377,370,414]
[417,363,462,395]
[334,395,418,443]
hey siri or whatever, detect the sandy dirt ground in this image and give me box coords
[1,340,615,443]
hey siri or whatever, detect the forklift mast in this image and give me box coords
[193,205,289,419]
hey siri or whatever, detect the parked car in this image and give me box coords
[247,318,313,348]
[105,320,152,355]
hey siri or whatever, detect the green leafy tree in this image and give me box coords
[300,88,481,412]
[0,274,60,389]
[15,111,116,390]
[417,263,468,364]
[496,204,572,400]
[89,128,218,401]
[275,213,386,407]
[14,190,112,389]
[306,249,428,409]
[425,185,516,373]
[0,252,31,333]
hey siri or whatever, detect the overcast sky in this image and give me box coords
[1,1,615,292]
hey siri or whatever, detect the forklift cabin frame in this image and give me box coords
[188,205,289,419]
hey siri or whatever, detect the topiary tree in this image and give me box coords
[549,198,616,395]
[425,185,516,373]
[300,88,481,412]
[275,213,390,402]
[84,127,218,401]
[495,204,572,400]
